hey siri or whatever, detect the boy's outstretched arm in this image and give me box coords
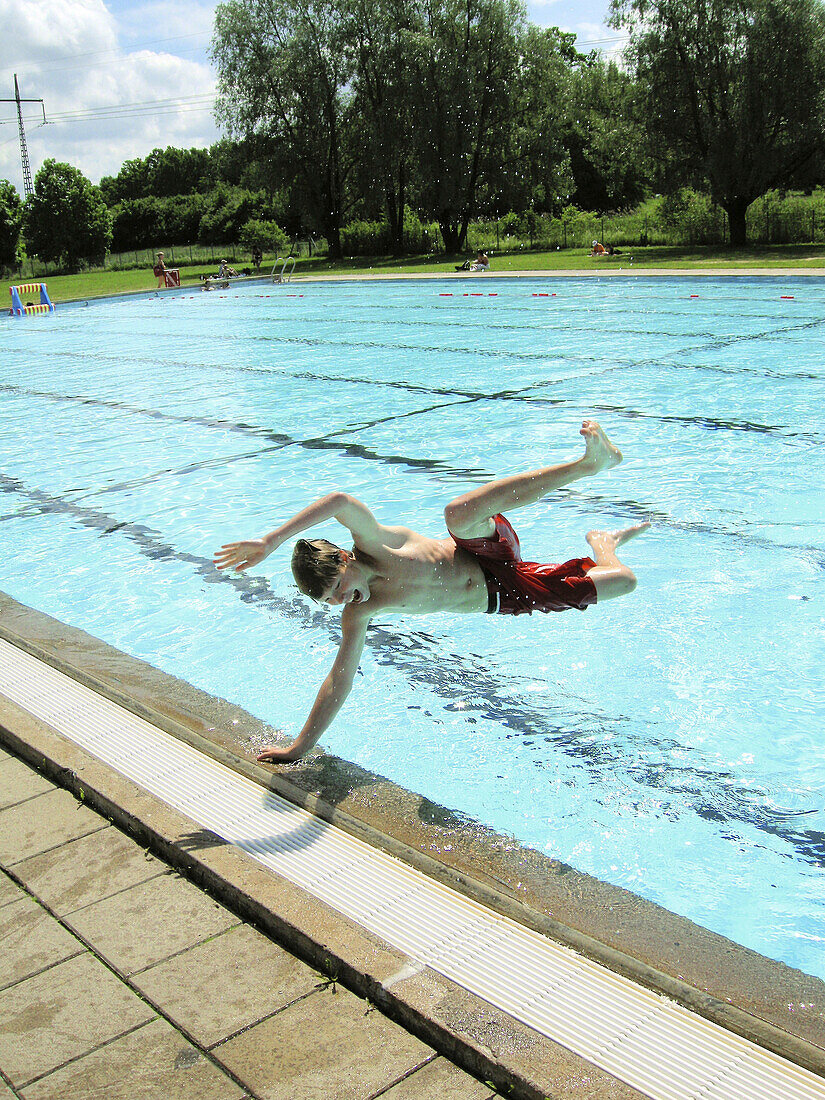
[213,491,392,573]
[257,605,369,763]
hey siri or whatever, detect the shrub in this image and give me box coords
[239,219,290,253]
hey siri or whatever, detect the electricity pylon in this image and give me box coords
[0,75,47,198]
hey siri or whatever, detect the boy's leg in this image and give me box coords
[445,420,622,539]
[585,524,649,601]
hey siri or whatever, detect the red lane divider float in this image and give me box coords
[781,295,795,299]
[532,292,557,297]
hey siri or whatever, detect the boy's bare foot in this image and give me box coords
[586,523,650,555]
[580,420,623,472]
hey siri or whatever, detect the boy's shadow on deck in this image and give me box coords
[175,750,468,863]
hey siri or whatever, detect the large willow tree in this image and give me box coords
[407,0,531,252]
[611,0,825,244]
[212,0,355,257]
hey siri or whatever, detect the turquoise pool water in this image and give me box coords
[1,276,823,978]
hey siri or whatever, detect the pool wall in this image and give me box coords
[1,589,823,1071]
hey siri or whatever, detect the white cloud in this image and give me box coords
[0,0,219,192]
[115,0,218,43]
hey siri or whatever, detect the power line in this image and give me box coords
[0,31,212,80]
[0,93,215,128]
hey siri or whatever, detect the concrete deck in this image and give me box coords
[0,747,508,1100]
[1,595,823,1099]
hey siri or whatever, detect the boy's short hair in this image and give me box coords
[291,538,344,600]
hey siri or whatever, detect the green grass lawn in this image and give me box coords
[13,243,825,303]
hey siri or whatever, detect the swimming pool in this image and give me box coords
[1,275,823,980]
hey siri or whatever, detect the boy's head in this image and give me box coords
[291,538,345,600]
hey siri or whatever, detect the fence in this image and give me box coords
[6,237,321,282]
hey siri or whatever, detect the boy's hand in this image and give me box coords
[256,744,304,763]
[213,538,272,573]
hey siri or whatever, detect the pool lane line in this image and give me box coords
[6,325,825,393]
[4,362,824,452]
[1,632,824,1100]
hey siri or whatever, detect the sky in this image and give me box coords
[1,0,625,194]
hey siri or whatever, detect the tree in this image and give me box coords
[611,0,825,244]
[564,56,652,212]
[100,146,213,204]
[347,0,421,252]
[486,24,577,217]
[212,0,356,258]
[197,184,271,244]
[0,179,23,271]
[24,160,112,270]
[408,0,530,252]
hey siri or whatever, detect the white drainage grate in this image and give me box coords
[1,638,823,1100]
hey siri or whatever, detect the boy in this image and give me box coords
[214,421,648,762]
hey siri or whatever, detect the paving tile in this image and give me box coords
[0,952,154,1088]
[65,871,239,976]
[0,895,83,990]
[218,983,434,1100]
[0,788,107,866]
[0,756,53,810]
[133,921,322,1047]
[0,870,22,910]
[14,824,166,916]
[20,1017,247,1100]
[380,1056,497,1098]
[0,1078,16,1099]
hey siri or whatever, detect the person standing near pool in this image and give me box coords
[213,421,648,763]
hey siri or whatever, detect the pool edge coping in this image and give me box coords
[8,265,825,312]
[0,594,823,1081]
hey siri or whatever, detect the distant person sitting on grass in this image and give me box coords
[454,249,490,272]
[214,420,648,763]
[218,258,239,279]
[590,240,607,256]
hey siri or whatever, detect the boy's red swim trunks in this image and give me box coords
[450,514,597,616]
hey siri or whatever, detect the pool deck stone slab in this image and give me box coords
[379,1056,498,1098]
[0,754,53,809]
[18,1017,248,1100]
[215,982,436,1100]
[0,786,108,866]
[0,952,155,1087]
[0,893,84,990]
[132,922,324,1047]
[11,823,167,915]
[64,869,242,976]
[0,870,21,909]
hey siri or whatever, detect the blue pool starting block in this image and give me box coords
[9,282,55,317]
